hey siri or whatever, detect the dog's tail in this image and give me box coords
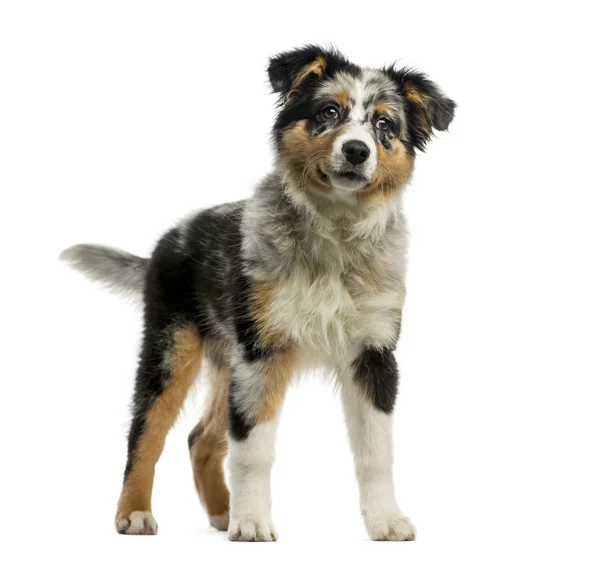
[60,244,148,300]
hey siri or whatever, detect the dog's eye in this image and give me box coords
[376,117,392,131]
[322,106,339,120]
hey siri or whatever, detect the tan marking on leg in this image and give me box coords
[116,326,203,530]
[189,358,230,526]
[246,285,297,421]
[254,350,298,423]
[250,281,295,349]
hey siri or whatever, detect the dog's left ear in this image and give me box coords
[387,67,456,151]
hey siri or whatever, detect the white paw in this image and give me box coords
[364,512,416,541]
[209,512,230,532]
[116,511,158,535]
[228,516,277,542]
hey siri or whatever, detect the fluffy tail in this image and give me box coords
[60,244,149,300]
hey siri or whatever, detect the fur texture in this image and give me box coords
[61,45,455,541]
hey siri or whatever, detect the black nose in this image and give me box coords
[342,140,370,166]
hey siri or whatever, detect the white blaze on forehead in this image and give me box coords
[348,69,388,121]
[348,74,368,121]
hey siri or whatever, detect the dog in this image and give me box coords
[61,45,455,541]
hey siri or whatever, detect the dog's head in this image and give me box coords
[269,46,455,201]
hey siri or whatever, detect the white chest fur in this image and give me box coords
[272,274,404,359]
[264,226,407,362]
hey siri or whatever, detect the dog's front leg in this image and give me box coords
[340,347,417,541]
[227,351,295,541]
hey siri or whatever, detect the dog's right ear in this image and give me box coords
[268,45,357,103]
[268,45,329,99]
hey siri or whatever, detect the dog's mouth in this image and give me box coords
[318,168,369,189]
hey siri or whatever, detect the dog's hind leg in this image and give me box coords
[188,356,230,531]
[115,323,203,535]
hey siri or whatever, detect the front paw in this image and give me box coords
[116,511,158,535]
[364,511,416,541]
[228,515,277,542]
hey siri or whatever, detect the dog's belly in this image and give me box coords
[261,272,404,362]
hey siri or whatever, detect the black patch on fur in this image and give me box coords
[380,135,393,151]
[384,66,456,151]
[228,374,255,441]
[352,347,399,414]
[123,323,175,481]
[182,204,270,362]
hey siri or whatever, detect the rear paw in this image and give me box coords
[116,511,158,535]
[228,516,277,542]
[365,512,416,541]
[209,512,230,531]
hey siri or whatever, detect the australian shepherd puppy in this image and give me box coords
[61,45,455,541]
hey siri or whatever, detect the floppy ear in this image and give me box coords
[387,67,456,151]
[268,45,330,100]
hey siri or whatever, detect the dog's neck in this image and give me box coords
[282,169,405,239]
[242,169,407,281]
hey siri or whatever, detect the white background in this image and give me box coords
[1,1,599,562]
